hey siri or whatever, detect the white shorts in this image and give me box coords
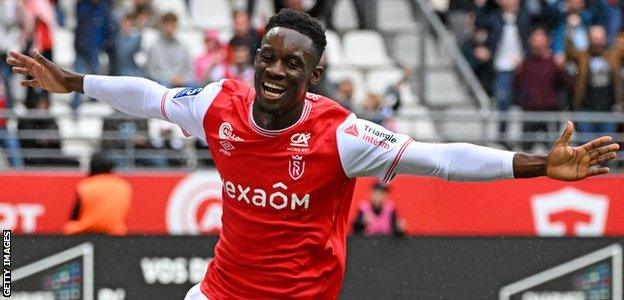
[184,283,209,300]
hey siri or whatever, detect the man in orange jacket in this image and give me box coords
[63,152,132,235]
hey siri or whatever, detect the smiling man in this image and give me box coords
[6,9,619,300]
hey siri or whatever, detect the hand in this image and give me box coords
[6,50,77,93]
[546,121,619,181]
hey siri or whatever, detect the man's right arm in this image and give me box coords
[7,50,222,141]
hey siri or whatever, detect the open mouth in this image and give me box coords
[261,81,286,99]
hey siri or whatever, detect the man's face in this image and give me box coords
[589,26,607,49]
[371,189,387,207]
[234,12,249,36]
[232,46,250,66]
[253,27,322,114]
[529,29,549,53]
[338,80,353,98]
[162,20,177,38]
[566,0,584,13]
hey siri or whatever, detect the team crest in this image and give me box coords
[289,155,306,180]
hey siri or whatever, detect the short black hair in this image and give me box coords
[530,24,551,36]
[89,152,115,176]
[264,8,326,61]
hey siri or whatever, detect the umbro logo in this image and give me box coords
[343,124,359,137]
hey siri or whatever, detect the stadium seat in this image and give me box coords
[376,0,418,33]
[178,29,205,60]
[425,70,469,107]
[439,106,486,142]
[326,67,366,105]
[365,67,404,94]
[324,30,347,68]
[343,31,392,68]
[152,0,190,28]
[392,34,448,68]
[190,0,233,30]
[76,102,113,140]
[250,0,275,28]
[52,27,76,69]
[332,0,359,32]
[52,102,76,139]
[395,105,439,142]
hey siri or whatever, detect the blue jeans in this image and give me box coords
[494,71,514,143]
[72,50,101,110]
[0,128,24,168]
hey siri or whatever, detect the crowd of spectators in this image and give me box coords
[0,0,406,169]
[454,0,624,150]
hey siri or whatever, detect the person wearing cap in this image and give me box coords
[352,182,404,237]
[63,152,132,235]
[194,29,225,86]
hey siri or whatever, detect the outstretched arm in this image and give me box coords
[6,50,219,141]
[337,116,619,182]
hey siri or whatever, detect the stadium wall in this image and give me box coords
[10,236,624,299]
[1,171,623,236]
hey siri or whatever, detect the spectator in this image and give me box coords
[357,93,392,126]
[0,0,19,108]
[211,37,254,86]
[113,12,142,77]
[63,152,132,235]
[145,12,194,87]
[194,29,225,86]
[462,28,495,95]
[551,0,616,58]
[22,0,57,107]
[17,92,79,167]
[151,122,185,167]
[566,25,624,138]
[72,0,113,110]
[513,26,572,151]
[352,182,404,237]
[231,9,261,60]
[475,0,541,148]
[334,79,355,111]
[0,78,23,168]
[101,110,167,168]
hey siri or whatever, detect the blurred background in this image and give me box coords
[1,0,623,299]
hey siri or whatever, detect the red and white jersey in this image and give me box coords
[159,79,413,299]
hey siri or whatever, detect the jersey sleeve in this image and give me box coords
[336,114,413,182]
[158,80,224,141]
[84,75,224,142]
[336,114,516,182]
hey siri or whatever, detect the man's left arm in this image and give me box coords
[396,121,618,181]
[337,116,619,182]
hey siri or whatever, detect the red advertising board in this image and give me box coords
[0,171,622,236]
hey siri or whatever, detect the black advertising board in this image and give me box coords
[10,236,624,299]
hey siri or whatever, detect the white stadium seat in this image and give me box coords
[392,34,449,68]
[324,30,347,68]
[376,0,418,33]
[343,30,392,68]
[425,70,469,106]
[250,0,275,28]
[190,0,233,30]
[52,27,76,69]
[332,0,359,32]
[366,67,404,94]
[76,102,113,140]
[326,67,366,105]
[178,29,205,60]
[439,106,485,142]
[396,105,439,142]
